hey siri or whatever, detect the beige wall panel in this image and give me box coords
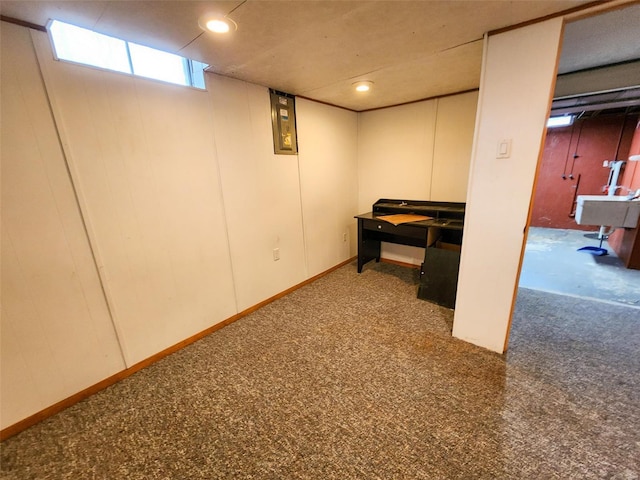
[1,24,125,428]
[296,99,358,276]
[357,100,437,212]
[208,75,306,311]
[32,31,237,365]
[357,100,438,265]
[431,91,478,202]
[357,100,445,265]
[453,20,563,353]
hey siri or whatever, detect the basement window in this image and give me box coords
[546,115,575,128]
[49,20,208,90]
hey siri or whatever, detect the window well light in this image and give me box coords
[353,81,373,92]
[199,14,237,34]
[48,20,207,90]
[547,115,574,128]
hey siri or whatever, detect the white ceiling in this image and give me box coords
[1,1,639,111]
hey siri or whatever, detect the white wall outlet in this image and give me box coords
[273,248,280,261]
[343,232,347,242]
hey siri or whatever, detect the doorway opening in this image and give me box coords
[520,109,640,307]
[516,3,640,309]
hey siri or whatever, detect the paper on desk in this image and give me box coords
[377,214,432,225]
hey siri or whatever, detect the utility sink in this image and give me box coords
[575,195,640,228]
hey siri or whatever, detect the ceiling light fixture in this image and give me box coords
[353,81,373,92]
[199,14,237,34]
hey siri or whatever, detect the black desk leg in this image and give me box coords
[357,219,381,273]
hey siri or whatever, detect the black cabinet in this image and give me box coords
[418,246,461,309]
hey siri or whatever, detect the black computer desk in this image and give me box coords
[355,199,465,308]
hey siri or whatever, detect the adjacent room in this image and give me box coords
[1,1,638,477]
[519,106,640,305]
[518,6,640,307]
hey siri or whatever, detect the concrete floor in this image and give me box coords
[519,227,640,307]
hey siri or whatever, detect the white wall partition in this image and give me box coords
[32,31,238,366]
[1,23,126,429]
[208,75,307,311]
[453,20,564,353]
[296,99,358,277]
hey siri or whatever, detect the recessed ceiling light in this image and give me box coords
[199,14,237,34]
[206,19,230,33]
[353,81,373,92]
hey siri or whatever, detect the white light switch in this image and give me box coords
[497,139,512,159]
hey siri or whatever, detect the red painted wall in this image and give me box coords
[608,118,640,269]
[530,114,638,230]
[617,118,640,191]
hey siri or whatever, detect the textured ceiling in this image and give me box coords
[1,1,638,111]
[559,3,640,75]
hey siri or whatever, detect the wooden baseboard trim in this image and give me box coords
[0,257,356,441]
[380,258,421,269]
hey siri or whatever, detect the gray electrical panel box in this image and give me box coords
[270,90,298,155]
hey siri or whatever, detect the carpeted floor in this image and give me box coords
[1,261,639,479]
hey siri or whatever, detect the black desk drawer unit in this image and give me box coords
[362,218,428,243]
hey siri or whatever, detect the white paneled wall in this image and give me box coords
[32,30,237,366]
[1,21,477,432]
[208,75,307,311]
[296,99,358,277]
[432,91,479,202]
[356,95,477,265]
[1,23,126,428]
[357,101,438,213]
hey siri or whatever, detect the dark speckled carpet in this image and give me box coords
[1,261,639,479]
